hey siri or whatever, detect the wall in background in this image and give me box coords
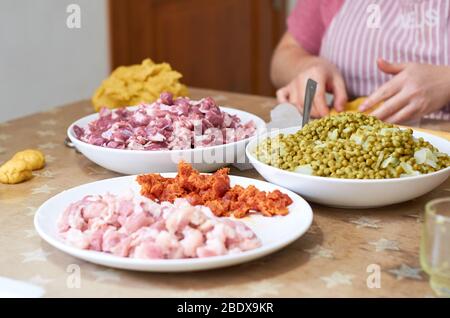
[0,0,109,122]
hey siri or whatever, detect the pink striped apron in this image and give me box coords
[319,0,450,120]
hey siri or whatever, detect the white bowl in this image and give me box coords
[246,126,450,208]
[68,107,266,174]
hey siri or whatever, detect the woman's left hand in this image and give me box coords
[359,59,450,123]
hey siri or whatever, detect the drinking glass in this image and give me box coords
[420,197,450,297]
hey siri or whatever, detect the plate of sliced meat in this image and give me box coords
[34,163,312,272]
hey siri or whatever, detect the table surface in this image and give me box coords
[1,87,449,297]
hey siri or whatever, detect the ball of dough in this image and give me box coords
[0,159,33,184]
[12,149,45,170]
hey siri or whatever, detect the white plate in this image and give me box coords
[247,127,450,208]
[67,106,266,174]
[34,174,312,272]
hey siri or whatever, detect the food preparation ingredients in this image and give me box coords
[0,149,45,184]
[92,59,188,111]
[57,192,261,259]
[0,159,32,184]
[255,112,450,179]
[330,97,381,115]
[12,149,45,170]
[74,93,256,150]
[137,162,293,217]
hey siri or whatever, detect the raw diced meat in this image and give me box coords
[74,92,256,150]
[58,192,261,259]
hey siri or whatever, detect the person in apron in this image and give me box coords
[272,0,450,123]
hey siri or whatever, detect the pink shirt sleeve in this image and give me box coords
[287,0,325,55]
[287,0,344,55]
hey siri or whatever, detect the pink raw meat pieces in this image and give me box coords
[58,192,261,259]
[73,92,256,150]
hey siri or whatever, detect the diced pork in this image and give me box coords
[58,192,261,259]
[74,92,256,150]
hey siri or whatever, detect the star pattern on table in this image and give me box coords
[320,271,354,288]
[38,142,58,150]
[388,264,423,280]
[37,130,56,137]
[91,269,121,283]
[29,275,53,286]
[45,154,57,163]
[24,229,38,238]
[246,279,283,297]
[40,119,57,126]
[33,170,56,178]
[21,248,52,263]
[31,184,56,195]
[369,238,400,252]
[304,245,334,259]
[25,206,37,216]
[349,217,381,229]
[0,133,11,141]
[403,214,424,223]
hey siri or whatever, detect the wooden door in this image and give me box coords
[109,0,286,96]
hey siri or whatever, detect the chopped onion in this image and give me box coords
[328,129,339,141]
[414,148,438,167]
[375,151,385,169]
[399,162,421,176]
[350,133,363,145]
[314,141,327,149]
[425,159,438,168]
[379,128,400,136]
[343,127,353,134]
[381,155,399,169]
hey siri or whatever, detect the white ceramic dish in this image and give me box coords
[34,174,312,272]
[67,106,266,174]
[246,127,450,208]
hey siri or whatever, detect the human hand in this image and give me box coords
[360,59,450,123]
[276,57,348,117]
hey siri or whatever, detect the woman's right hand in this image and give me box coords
[276,57,348,117]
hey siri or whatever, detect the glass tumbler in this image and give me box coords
[420,197,450,297]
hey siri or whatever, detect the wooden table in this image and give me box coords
[1,88,449,297]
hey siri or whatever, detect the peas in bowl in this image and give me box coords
[246,113,450,208]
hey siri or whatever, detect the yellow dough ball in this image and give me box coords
[12,149,45,170]
[0,159,33,184]
[0,149,46,184]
